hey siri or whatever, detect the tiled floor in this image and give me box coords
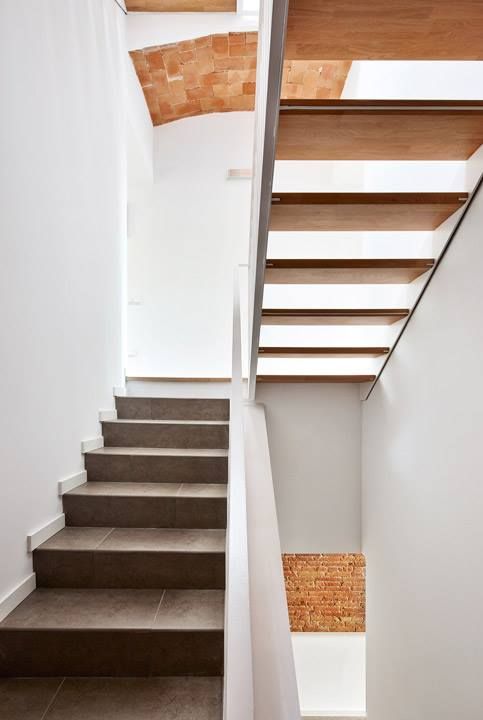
[0,676,222,720]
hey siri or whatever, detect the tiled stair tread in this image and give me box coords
[87,447,228,457]
[39,527,226,553]
[67,482,227,498]
[0,589,224,631]
[0,677,223,720]
[116,396,230,422]
[103,419,229,426]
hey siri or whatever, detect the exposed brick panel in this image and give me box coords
[130,33,257,126]
[281,60,352,100]
[130,33,351,126]
[283,554,365,632]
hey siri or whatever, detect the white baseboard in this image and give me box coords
[113,385,126,397]
[27,514,65,552]
[99,408,117,421]
[81,436,104,453]
[58,469,87,496]
[0,573,36,622]
[302,714,366,719]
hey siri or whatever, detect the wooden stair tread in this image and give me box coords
[257,375,376,383]
[284,0,483,60]
[277,101,483,160]
[270,192,468,231]
[259,346,389,358]
[265,258,434,283]
[262,308,409,325]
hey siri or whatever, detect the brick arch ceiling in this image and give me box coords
[130,33,351,126]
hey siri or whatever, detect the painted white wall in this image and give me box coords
[292,633,366,717]
[0,0,125,601]
[362,181,483,718]
[127,111,254,378]
[256,383,361,553]
[274,160,467,193]
[126,12,257,51]
[342,61,483,100]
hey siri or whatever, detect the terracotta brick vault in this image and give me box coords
[130,33,352,125]
[282,554,365,632]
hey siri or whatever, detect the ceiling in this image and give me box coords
[125,0,236,11]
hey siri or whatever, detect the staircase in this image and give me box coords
[0,396,229,717]
[256,92,483,385]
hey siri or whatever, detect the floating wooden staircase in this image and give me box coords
[277,100,483,161]
[261,308,410,326]
[269,193,468,232]
[255,0,481,385]
[0,397,228,717]
[265,259,434,284]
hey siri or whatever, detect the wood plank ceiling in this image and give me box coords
[285,0,483,60]
[125,0,236,11]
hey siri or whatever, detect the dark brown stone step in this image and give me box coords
[63,483,227,529]
[101,420,229,450]
[34,527,226,589]
[115,397,229,421]
[0,677,222,720]
[85,447,228,484]
[0,589,224,677]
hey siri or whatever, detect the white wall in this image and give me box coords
[126,12,257,51]
[0,0,125,602]
[127,111,254,378]
[362,182,483,717]
[292,633,366,717]
[256,384,361,553]
[342,61,483,100]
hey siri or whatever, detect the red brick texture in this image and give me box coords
[130,33,352,126]
[130,33,257,126]
[282,554,365,632]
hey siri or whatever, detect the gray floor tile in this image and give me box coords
[99,527,226,553]
[155,590,225,630]
[0,589,162,629]
[0,678,62,719]
[44,677,222,720]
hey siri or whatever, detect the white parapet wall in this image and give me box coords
[292,633,366,718]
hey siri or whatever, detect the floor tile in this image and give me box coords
[0,589,162,629]
[68,482,182,496]
[178,484,227,498]
[99,527,226,553]
[38,527,113,551]
[155,590,225,630]
[0,678,62,719]
[44,677,222,720]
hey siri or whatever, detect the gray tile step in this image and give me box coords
[0,677,222,720]
[63,482,227,529]
[116,396,229,421]
[34,527,226,589]
[101,420,229,450]
[85,447,228,484]
[0,589,223,677]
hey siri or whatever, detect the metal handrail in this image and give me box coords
[364,171,483,401]
[247,0,289,401]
